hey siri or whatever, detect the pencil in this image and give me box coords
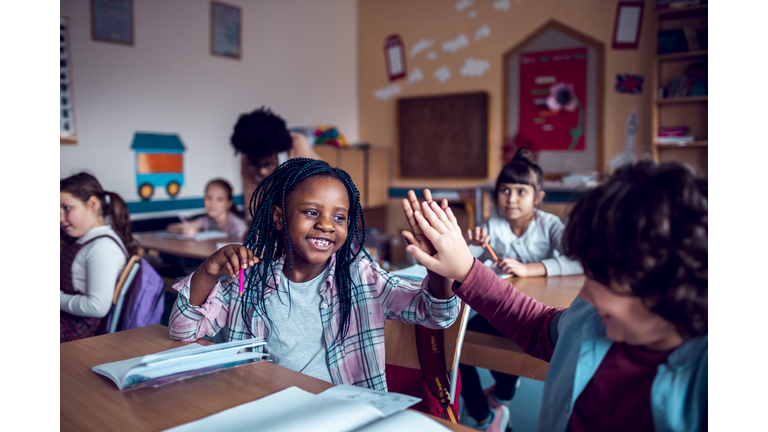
[178,213,191,227]
[238,268,245,297]
[484,243,499,262]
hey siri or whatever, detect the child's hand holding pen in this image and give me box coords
[189,245,257,305]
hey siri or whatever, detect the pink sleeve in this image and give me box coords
[452,259,564,362]
[167,272,231,341]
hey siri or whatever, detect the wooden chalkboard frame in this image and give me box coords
[397,92,489,179]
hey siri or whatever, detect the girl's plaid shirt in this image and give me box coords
[168,254,460,391]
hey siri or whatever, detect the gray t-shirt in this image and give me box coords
[263,268,332,383]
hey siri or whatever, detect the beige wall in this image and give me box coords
[358,0,656,190]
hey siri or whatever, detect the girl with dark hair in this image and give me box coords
[459,148,583,431]
[60,172,137,342]
[404,160,707,432]
[166,178,248,240]
[168,158,460,391]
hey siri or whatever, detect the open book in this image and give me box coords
[163,386,452,432]
[160,230,229,241]
[92,339,268,390]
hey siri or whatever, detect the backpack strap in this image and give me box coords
[81,234,129,260]
[415,326,459,423]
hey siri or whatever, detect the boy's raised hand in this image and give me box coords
[406,198,475,283]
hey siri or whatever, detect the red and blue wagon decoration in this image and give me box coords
[131,132,185,200]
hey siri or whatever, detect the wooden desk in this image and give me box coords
[459,275,584,381]
[61,325,474,432]
[134,231,242,261]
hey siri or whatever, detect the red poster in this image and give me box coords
[518,47,587,151]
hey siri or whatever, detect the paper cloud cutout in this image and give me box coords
[434,66,451,83]
[460,58,490,77]
[442,33,469,53]
[374,84,401,101]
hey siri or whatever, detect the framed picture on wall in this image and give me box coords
[210,1,242,59]
[90,0,134,45]
[61,16,77,144]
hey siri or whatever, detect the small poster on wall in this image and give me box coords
[518,47,587,152]
[61,17,77,144]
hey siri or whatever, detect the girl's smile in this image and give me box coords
[273,176,349,282]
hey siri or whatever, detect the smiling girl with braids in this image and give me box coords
[168,158,460,390]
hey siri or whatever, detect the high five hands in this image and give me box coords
[401,189,475,284]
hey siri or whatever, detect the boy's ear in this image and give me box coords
[272,205,283,231]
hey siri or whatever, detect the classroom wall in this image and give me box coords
[60,0,358,217]
[357,0,656,190]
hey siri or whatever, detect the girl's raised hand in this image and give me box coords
[406,199,475,283]
[401,189,448,256]
[202,245,257,279]
[464,226,490,246]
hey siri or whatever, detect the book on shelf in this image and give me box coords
[162,385,452,432]
[159,230,229,241]
[682,26,701,51]
[659,126,691,137]
[92,339,269,390]
[657,135,696,144]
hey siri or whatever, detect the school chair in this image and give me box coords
[385,301,471,422]
[107,255,141,334]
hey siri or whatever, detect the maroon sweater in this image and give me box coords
[453,259,672,431]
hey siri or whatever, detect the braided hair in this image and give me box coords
[240,157,370,343]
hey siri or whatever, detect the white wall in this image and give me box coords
[60,0,358,208]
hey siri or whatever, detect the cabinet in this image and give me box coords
[651,4,708,177]
[314,146,390,209]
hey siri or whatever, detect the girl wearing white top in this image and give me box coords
[460,148,583,431]
[60,173,136,342]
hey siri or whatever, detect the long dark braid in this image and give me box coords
[240,158,370,343]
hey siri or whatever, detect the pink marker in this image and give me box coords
[238,268,245,297]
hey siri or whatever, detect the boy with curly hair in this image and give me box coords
[230,107,320,209]
[402,160,707,431]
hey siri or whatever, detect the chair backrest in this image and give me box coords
[384,301,470,373]
[108,255,141,334]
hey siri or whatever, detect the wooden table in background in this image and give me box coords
[60,325,474,432]
[134,231,242,261]
[459,275,585,382]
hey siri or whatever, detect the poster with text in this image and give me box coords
[518,47,587,152]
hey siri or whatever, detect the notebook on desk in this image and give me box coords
[163,385,450,432]
[159,230,229,241]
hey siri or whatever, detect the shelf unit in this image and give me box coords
[651,4,708,177]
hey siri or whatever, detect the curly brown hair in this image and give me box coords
[563,160,707,339]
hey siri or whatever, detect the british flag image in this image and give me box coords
[615,74,644,94]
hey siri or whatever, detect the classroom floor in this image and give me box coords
[458,371,545,432]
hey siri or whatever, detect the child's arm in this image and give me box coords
[166,218,200,237]
[168,245,257,341]
[400,189,453,299]
[405,198,563,361]
[496,258,546,277]
[189,245,256,305]
[288,132,321,160]
[543,217,584,276]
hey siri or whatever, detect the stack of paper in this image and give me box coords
[163,385,451,432]
[160,230,229,241]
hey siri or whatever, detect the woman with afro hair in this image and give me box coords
[231,107,320,213]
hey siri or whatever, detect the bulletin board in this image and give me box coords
[397,92,488,178]
[518,47,587,152]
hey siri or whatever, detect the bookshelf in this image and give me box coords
[651,4,708,177]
